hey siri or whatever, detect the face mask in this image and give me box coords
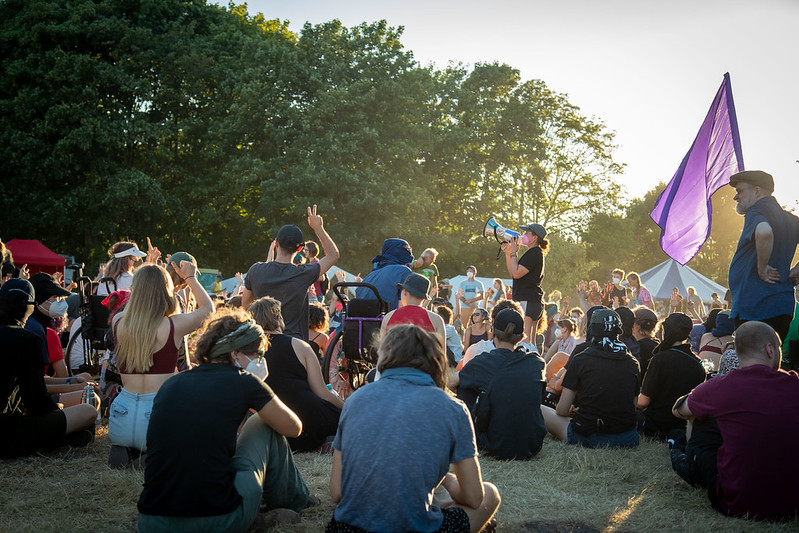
[246,356,268,380]
[466,271,474,279]
[612,277,621,284]
[553,313,560,321]
[41,299,69,318]
[554,328,563,339]
[571,315,580,322]
[519,233,531,246]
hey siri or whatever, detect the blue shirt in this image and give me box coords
[332,368,477,532]
[459,279,484,309]
[729,196,799,321]
[356,264,411,311]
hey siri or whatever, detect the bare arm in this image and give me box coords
[241,287,254,310]
[502,239,530,279]
[330,449,343,503]
[307,204,340,275]
[292,338,344,408]
[755,221,779,283]
[257,396,302,438]
[170,263,215,338]
[445,457,485,509]
[555,387,576,417]
[672,394,694,420]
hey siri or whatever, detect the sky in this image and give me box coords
[217,0,799,205]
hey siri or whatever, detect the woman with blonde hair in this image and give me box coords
[250,296,342,452]
[137,307,311,531]
[108,261,213,468]
[327,325,500,532]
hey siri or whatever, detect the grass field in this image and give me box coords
[1,425,796,533]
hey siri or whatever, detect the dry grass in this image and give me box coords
[1,425,796,533]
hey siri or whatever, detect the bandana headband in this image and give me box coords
[208,321,264,357]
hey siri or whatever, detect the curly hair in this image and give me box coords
[308,301,329,332]
[194,307,265,364]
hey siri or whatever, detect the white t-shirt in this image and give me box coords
[96,272,133,296]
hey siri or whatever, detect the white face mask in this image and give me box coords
[612,277,621,284]
[571,315,580,322]
[41,299,69,318]
[235,354,268,380]
[554,328,562,339]
[466,271,474,279]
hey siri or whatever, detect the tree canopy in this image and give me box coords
[2,0,645,286]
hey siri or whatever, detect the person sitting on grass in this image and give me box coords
[327,324,501,533]
[462,307,491,350]
[671,321,799,521]
[249,296,342,453]
[0,279,98,458]
[436,304,463,366]
[453,308,547,460]
[636,313,706,441]
[137,308,313,532]
[109,261,213,469]
[542,308,641,448]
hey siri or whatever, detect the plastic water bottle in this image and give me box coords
[326,383,340,398]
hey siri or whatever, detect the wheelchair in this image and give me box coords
[64,264,115,376]
[321,282,386,399]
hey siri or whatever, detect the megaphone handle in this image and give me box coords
[496,247,503,261]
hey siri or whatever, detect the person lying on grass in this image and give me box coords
[0,279,98,458]
[542,308,641,448]
[137,308,312,532]
[328,324,501,533]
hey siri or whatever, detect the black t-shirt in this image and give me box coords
[640,344,706,434]
[637,337,660,378]
[457,347,547,459]
[513,247,544,303]
[562,345,640,436]
[138,364,274,517]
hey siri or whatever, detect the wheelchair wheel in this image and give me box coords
[64,328,83,377]
[321,330,376,400]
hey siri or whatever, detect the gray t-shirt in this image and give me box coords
[332,367,476,532]
[244,261,320,340]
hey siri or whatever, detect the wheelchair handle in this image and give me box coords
[332,282,385,309]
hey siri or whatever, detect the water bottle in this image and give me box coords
[326,383,340,398]
[81,384,94,405]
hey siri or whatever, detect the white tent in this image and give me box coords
[638,259,727,303]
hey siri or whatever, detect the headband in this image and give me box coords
[208,321,264,357]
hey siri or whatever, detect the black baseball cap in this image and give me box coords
[397,272,430,300]
[0,278,36,304]
[29,272,70,303]
[276,225,304,249]
[519,223,547,239]
[493,308,524,335]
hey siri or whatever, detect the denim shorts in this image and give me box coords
[567,423,639,448]
[109,388,156,451]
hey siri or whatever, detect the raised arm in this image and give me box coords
[502,239,530,279]
[307,204,340,275]
[170,261,215,338]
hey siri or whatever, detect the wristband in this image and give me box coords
[66,377,72,384]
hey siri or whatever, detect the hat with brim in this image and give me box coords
[29,272,70,302]
[729,170,774,193]
[114,246,147,259]
[0,278,36,304]
[519,223,547,239]
[397,272,430,300]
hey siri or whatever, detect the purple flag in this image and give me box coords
[650,73,744,265]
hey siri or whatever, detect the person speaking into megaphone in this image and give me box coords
[501,223,550,349]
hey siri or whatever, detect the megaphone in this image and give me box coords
[483,216,519,243]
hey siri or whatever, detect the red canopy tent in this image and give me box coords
[5,239,65,276]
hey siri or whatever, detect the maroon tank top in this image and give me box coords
[119,317,179,374]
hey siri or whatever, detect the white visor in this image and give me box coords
[114,247,147,259]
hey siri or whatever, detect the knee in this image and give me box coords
[76,404,98,427]
[482,482,501,512]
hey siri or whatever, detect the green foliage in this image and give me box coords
[1,0,625,280]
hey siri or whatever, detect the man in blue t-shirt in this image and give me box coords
[727,170,799,341]
[457,266,484,329]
